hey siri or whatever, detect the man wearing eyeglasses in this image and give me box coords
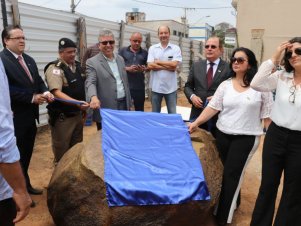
[0,25,54,196]
[86,29,131,130]
[119,32,148,111]
[184,36,230,137]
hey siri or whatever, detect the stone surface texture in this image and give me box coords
[47,128,223,226]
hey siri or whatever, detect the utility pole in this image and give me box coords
[71,0,82,13]
[71,0,75,13]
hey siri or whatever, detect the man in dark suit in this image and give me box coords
[0,25,54,195]
[85,28,131,130]
[184,36,230,137]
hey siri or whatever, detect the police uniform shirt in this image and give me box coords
[45,59,76,92]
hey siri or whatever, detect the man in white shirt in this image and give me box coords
[0,59,31,226]
[147,25,182,113]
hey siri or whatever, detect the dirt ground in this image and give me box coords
[16,91,281,226]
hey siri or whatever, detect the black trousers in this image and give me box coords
[130,89,145,111]
[215,129,258,224]
[13,117,37,189]
[0,198,16,226]
[251,122,301,226]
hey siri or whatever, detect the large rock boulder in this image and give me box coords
[47,128,223,226]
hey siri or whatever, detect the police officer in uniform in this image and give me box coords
[45,38,89,163]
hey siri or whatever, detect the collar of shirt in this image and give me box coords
[128,45,142,53]
[7,48,21,59]
[154,42,173,50]
[102,53,116,62]
[58,58,76,72]
[206,58,221,66]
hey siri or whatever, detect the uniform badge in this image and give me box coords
[53,69,61,75]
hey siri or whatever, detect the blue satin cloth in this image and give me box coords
[101,109,210,207]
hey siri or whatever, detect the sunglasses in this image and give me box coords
[230,57,247,64]
[205,45,217,49]
[285,48,301,59]
[289,84,296,104]
[99,40,115,45]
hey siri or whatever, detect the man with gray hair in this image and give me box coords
[85,29,131,130]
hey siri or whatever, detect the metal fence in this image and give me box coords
[0,0,233,125]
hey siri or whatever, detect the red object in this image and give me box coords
[18,55,33,82]
[207,62,214,88]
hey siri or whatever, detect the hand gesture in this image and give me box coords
[78,101,90,111]
[191,95,203,108]
[272,41,292,65]
[13,191,32,223]
[90,96,101,109]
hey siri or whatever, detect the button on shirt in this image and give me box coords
[147,43,182,94]
[0,59,20,201]
[103,54,125,99]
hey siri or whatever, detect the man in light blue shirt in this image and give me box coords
[0,59,31,225]
[147,25,182,113]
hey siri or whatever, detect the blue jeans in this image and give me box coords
[151,91,177,114]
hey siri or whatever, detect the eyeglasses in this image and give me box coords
[99,40,115,45]
[131,40,141,43]
[8,36,26,41]
[230,57,248,64]
[285,48,301,59]
[289,84,296,104]
[205,45,217,49]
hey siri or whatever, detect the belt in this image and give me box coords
[117,97,126,102]
[60,111,81,118]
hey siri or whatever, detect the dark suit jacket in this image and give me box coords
[85,53,131,122]
[0,48,48,124]
[184,59,230,120]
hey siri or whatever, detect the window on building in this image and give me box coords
[173,30,177,36]
[178,32,182,37]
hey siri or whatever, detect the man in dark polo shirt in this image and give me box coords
[119,32,148,111]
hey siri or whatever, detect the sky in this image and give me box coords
[18,0,236,27]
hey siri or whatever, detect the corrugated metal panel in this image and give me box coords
[86,16,121,50]
[1,1,204,125]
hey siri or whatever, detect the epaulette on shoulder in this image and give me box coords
[55,61,62,67]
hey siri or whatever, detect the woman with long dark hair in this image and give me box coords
[189,47,273,225]
[251,37,301,226]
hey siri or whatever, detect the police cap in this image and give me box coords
[58,38,76,50]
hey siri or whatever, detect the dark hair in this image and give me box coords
[1,25,23,47]
[283,37,301,72]
[229,47,258,87]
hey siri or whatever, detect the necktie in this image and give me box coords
[207,62,214,88]
[18,55,33,82]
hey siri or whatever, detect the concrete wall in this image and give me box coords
[233,0,301,62]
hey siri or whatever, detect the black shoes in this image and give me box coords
[27,186,43,195]
[30,200,36,208]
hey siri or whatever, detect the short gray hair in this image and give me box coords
[98,29,114,39]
